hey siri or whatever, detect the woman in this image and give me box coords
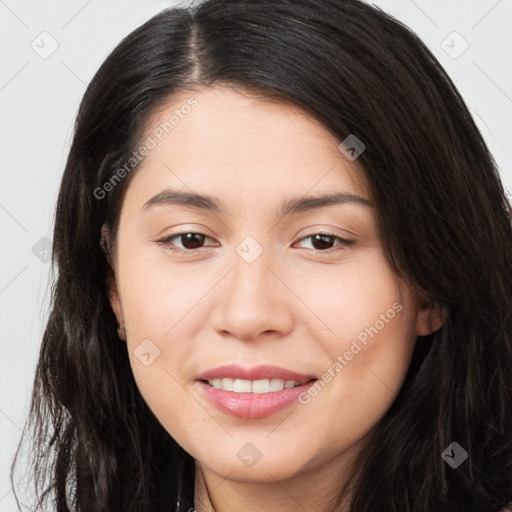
[12,0,512,511]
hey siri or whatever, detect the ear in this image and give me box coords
[101,223,123,325]
[107,273,123,324]
[415,297,448,336]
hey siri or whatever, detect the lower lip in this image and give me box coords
[197,380,317,419]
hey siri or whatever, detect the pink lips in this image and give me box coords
[197,364,316,382]
[196,364,317,419]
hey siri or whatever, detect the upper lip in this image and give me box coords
[197,364,317,382]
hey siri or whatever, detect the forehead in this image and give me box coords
[124,85,371,211]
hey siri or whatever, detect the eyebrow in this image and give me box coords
[142,188,374,216]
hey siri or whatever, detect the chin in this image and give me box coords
[194,442,315,482]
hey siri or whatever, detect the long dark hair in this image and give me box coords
[12,0,512,510]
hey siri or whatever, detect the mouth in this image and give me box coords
[201,377,313,393]
[196,364,318,418]
[196,363,316,383]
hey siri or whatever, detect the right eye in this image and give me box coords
[157,232,219,254]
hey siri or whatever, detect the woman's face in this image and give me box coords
[108,86,443,485]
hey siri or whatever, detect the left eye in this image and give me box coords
[294,233,354,252]
[157,231,354,254]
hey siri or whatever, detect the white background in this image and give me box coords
[1,0,511,509]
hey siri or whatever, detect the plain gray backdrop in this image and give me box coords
[1,0,511,509]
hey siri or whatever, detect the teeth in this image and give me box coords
[208,378,305,393]
[221,378,233,391]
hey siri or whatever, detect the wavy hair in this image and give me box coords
[12,0,512,510]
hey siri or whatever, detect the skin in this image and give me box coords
[106,85,446,512]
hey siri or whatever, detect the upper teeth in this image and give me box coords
[207,378,305,393]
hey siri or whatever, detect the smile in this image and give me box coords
[205,378,310,393]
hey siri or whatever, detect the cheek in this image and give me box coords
[291,248,412,345]
[116,248,210,428]
[118,244,216,340]
[296,253,418,429]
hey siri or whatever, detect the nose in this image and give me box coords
[209,247,295,342]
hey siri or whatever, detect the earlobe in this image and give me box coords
[117,319,127,341]
[108,276,126,341]
[416,300,448,336]
[108,275,121,319]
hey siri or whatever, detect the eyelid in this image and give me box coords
[156,229,354,255]
[293,232,355,252]
[157,231,219,253]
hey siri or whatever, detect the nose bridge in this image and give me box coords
[229,241,276,313]
[229,232,275,296]
[232,245,271,297]
[210,238,294,340]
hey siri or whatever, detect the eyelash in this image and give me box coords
[156,231,355,255]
